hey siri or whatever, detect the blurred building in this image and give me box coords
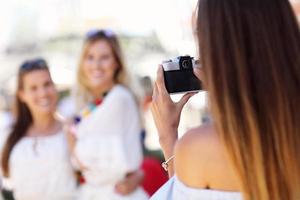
[0,0,298,149]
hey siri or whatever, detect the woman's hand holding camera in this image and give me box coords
[151,65,197,168]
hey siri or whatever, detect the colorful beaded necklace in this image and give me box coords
[73,91,109,125]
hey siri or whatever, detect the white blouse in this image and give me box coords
[151,176,242,200]
[74,85,148,199]
[0,130,77,200]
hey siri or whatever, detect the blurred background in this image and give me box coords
[0,0,299,150]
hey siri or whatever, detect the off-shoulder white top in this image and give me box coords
[151,176,242,200]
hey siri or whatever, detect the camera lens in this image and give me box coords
[182,60,190,69]
[179,56,193,70]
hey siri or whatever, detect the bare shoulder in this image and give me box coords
[175,123,218,152]
[174,123,240,191]
[174,124,218,186]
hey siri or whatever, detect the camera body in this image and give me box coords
[162,56,202,94]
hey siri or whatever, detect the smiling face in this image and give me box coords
[82,39,119,92]
[19,69,57,117]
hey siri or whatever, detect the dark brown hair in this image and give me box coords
[1,58,49,177]
[197,0,300,199]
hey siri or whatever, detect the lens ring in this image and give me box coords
[182,60,189,69]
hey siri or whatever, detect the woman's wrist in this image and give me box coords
[159,136,177,150]
[158,125,178,142]
[159,132,177,161]
[159,127,178,145]
[160,138,176,177]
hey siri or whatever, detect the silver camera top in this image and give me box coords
[162,56,200,71]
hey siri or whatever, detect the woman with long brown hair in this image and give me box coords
[0,58,76,200]
[150,0,300,199]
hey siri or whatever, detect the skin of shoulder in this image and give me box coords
[174,123,240,191]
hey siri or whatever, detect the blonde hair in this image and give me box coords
[74,31,128,111]
[197,0,300,199]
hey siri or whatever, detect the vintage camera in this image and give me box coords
[162,56,202,94]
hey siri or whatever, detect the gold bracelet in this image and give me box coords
[161,155,175,171]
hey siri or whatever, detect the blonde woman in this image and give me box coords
[151,0,300,200]
[66,30,148,200]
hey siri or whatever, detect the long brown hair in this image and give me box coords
[74,30,128,111]
[1,59,50,177]
[197,0,300,199]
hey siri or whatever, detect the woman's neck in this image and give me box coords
[90,82,115,99]
[29,114,60,136]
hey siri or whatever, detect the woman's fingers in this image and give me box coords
[152,66,172,105]
[152,82,158,101]
[193,67,203,81]
[156,65,168,95]
[115,182,127,195]
[177,92,198,109]
[114,171,142,195]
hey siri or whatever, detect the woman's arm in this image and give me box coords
[150,65,197,177]
[64,123,76,154]
[64,122,87,171]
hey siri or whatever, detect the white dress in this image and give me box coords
[74,85,148,200]
[0,129,77,200]
[151,176,242,200]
